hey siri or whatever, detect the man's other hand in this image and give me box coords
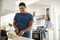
[18,30,24,36]
[15,27,19,33]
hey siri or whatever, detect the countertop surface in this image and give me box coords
[7,31,34,40]
[8,37,34,40]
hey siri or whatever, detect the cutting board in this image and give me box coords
[7,31,34,40]
[8,37,34,40]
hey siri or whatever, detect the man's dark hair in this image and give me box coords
[19,2,26,8]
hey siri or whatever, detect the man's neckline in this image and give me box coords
[19,12,28,15]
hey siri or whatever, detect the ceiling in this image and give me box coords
[17,0,60,5]
[16,0,39,6]
[0,0,60,17]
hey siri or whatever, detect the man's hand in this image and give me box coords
[15,27,19,33]
[13,20,19,33]
[18,30,24,36]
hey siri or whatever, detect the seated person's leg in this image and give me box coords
[42,29,47,39]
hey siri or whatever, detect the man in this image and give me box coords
[13,2,33,38]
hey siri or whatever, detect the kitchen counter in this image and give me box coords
[7,30,34,40]
[8,37,34,40]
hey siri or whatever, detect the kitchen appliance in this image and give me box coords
[32,26,44,40]
[0,30,8,40]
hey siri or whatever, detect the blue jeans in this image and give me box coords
[42,29,47,38]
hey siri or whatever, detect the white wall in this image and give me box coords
[56,3,60,40]
[27,4,49,15]
[53,1,60,40]
[0,0,3,29]
[0,0,17,16]
[58,15,60,40]
[0,0,2,11]
[2,0,16,11]
[0,0,3,16]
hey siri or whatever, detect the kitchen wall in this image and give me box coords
[0,0,3,16]
[53,1,60,40]
[0,0,2,11]
[58,15,60,40]
[1,0,17,17]
[0,0,3,30]
[27,4,50,15]
[2,0,16,11]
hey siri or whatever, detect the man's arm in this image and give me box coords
[13,20,19,33]
[13,20,17,28]
[18,20,33,36]
[22,20,33,32]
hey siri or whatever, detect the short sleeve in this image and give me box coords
[29,15,33,21]
[14,13,17,20]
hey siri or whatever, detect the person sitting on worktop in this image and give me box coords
[13,2,33,38]
[43,15,52,40]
